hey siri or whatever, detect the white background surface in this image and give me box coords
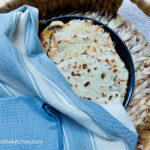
[119,0,150,44]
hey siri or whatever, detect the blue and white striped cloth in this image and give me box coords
[0,5,137,150]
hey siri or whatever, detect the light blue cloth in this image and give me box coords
[0,97,62,150]
[0,5,137,150]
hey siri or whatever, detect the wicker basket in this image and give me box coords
[0,0,150,149]
[131,0,150,16]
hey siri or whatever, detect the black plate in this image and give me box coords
[39,16,135,108]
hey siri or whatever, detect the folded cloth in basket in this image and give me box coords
[0,5,137,150]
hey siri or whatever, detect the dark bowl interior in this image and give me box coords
[39,16,135,108]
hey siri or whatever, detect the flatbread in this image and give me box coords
[40,19,129,104]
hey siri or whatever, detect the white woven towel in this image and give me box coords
[119,0,150,44]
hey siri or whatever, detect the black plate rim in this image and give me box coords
[39,15,135,108]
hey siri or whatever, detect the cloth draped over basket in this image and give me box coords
[0,0,150,150]
[0,5,138,150]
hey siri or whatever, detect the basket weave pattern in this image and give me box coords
[0,0,122,18]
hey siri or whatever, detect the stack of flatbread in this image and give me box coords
[40,19,129,105]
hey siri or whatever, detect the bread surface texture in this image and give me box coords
[40,19,128,104]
